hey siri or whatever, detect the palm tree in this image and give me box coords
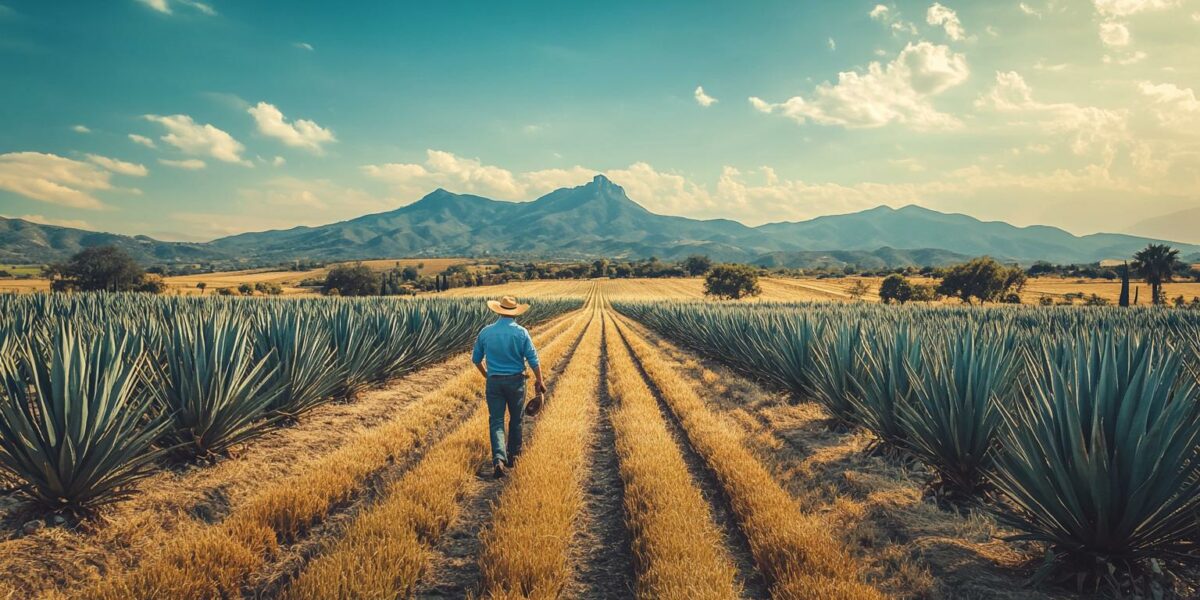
[1131,244,1180,305]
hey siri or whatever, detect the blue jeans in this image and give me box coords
[485,375,525,465]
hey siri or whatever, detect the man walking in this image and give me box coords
[473,296,546,478]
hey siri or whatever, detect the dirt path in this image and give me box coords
[610,314,771,599]
[563,318,636,598]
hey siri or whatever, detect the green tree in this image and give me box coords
[400,265,420,281]
[238,283,255,296]
[878,274,914,304]
[703,264,761,300]
[1131,244,1180,305]
[936,257,1027,305]
[1118,261,1131,307]
[683,255,713,276]
[592,259,610,278]
[323,263,381,296]
[196,282,207,295]
[46,245,149,292]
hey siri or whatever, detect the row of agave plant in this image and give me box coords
[616,300,1200,592]
[0,293,579,513]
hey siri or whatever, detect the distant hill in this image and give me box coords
[1127,207,1200,246]
[752,247,970,270]
[4,175,1196,267]
[0,216,224,265]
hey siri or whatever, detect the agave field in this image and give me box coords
[616,299,1200,592]
[4,283,1198,599]
[0,292,578,513]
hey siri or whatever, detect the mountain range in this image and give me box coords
[3,175,1196,268]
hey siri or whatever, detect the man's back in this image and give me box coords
[472,317,539,376]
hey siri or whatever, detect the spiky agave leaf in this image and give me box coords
[328,304,389,399]
[806,320,867,424]
[990,334,1200,579]
[899,328,1019,497]
[254,312,342,419]
[851,324,923,449]
[0,324,168,511]
[159,312,281,456]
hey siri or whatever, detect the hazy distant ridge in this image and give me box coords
[3,175,1196,266]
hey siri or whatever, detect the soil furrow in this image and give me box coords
[563,317,636,599]
[611,314,770,600]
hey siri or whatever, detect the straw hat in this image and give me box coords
[487,295,529,317]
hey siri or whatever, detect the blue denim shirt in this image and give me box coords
[472,317,539,376]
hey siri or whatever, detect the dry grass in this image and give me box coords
[282,304,594,599]
[72,310,586,600]
[601,311,740,599]
[477,300,604,598]
[439,278,596,298]
[611,312,884,600]
[162,258,473,295]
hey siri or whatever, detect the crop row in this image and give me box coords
[616,300,1200,590]
[71,302,585,599]
[0,293,578,513]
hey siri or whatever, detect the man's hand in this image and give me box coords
[535,379,547,394]
[474,362,488,379]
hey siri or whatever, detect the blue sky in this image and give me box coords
[1,0,1199,242]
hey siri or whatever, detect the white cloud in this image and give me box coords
[294,42,314,51]
[159,158,207,170]
[1192,11,1200,21]
[272,156,286,167]
[247,101,336,152]
[869,4,919,34]
[977,71,1129,163]
[827,37,837,51]
[1093,0,1183,17]
[135,0,170,13]
[85,154,148,177]
[0,152,115,209]
[693,85,718,107]
[1098,20,1131,46]
[128,133,157,148]
[748,41,969,130]
[1103,50,1147,64]
[870,4,889,19]
[364,150,526,199]
[135,0,214,15]
[72,124,91,134]
[1138,81,1200,127]
[14,214,94,229]
[1018,2,1042,16]
[927,3,966,40]
[144,114,250,165]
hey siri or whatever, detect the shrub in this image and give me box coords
[703,264,761,300]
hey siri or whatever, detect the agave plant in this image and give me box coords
[851,324,923,450]
[159,313,281,456]
[806,321,867,424]
[254,312,342,419]
[327,304,389,399]
[990,334,1200,582]
[0,325,168,511]
[898,328,1018,497]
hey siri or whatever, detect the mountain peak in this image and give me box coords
[587,173,621,193]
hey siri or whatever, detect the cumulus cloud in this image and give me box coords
[1093,0,1183,17]
[977,71,1129,163]
[159,158,207,170]
[1019,2,1042,17]
[1138,81,1200,126]
[693,85,717,107]
[870,5,889,19]
[748,41,969,130]
[1098,20,1130,46]
[86,154,149,177]
[0,152,116,209]
[144,114,250,166]
[926,3,966,40]
[128,133,157,148]
[72,124,91,134]
[247,102,336,152]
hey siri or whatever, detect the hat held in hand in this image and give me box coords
[525,391,545,417]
